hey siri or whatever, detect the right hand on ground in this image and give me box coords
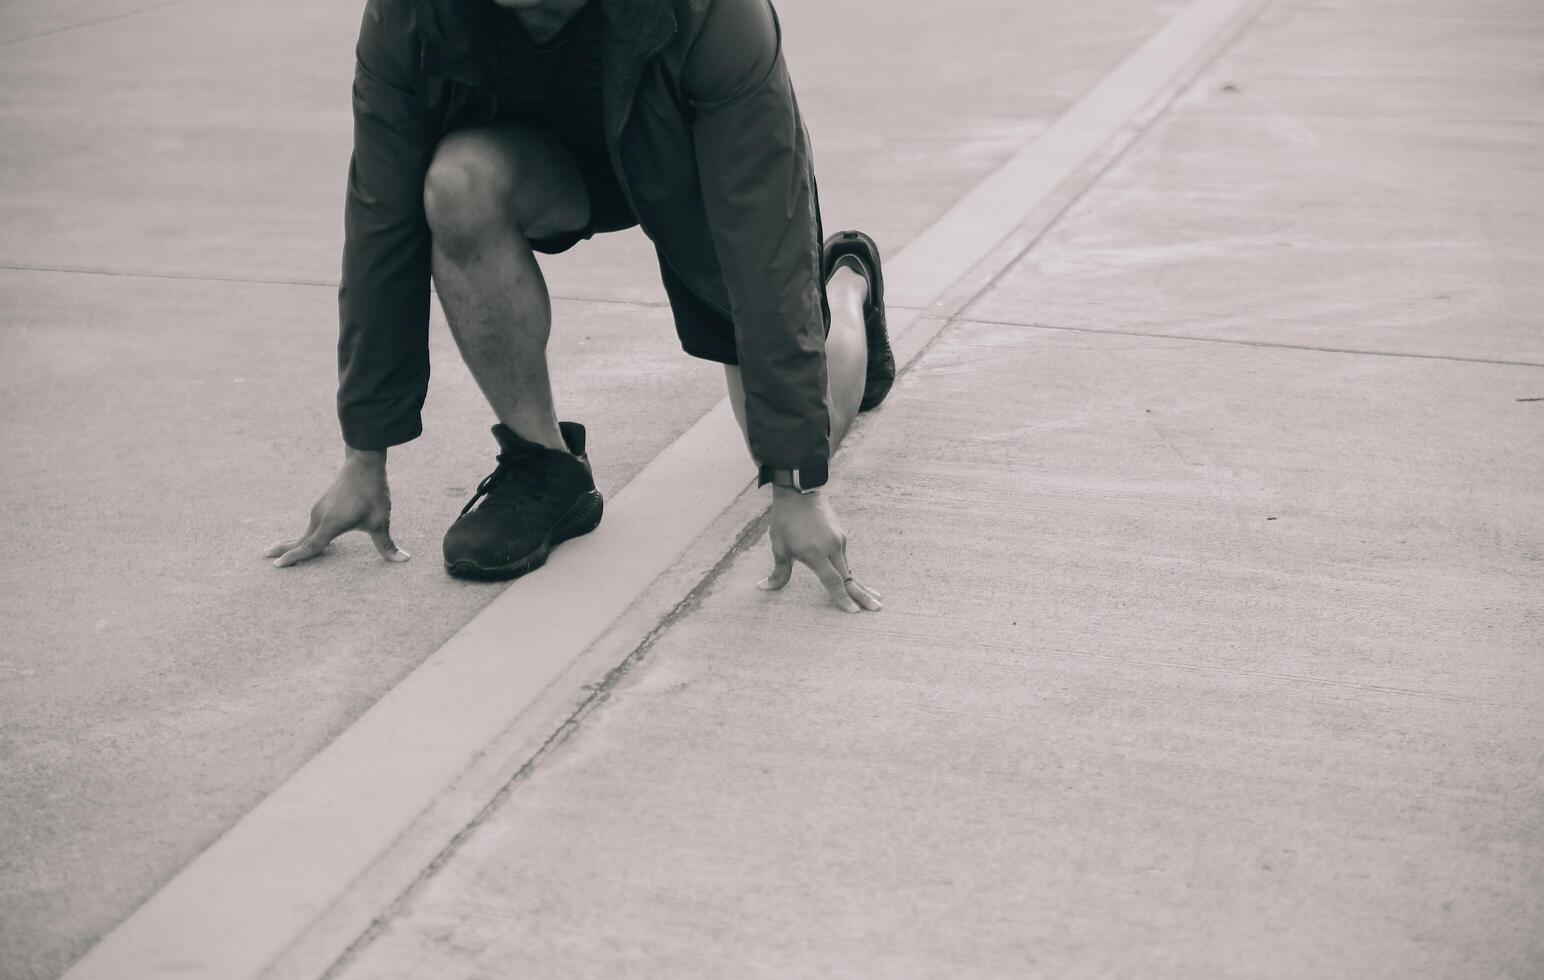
[760,487,882,614]
[264,449,409,567]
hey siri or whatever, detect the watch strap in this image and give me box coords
[757,458,829,492]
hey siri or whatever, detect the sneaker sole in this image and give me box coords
[859,303,895,412]
[443,488,604,582]
[826,230,894,413]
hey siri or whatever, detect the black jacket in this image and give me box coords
[338,0,830,478]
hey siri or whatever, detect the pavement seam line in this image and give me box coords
[0,0,191,47]
[0,263,677,309]
[950,316,1544,370]
[0,262,338,289]
[61,2,1275,977]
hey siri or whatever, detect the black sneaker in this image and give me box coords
[443,421,604,581]
[823,229,894,412]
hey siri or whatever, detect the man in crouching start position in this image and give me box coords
[268,0,891,613]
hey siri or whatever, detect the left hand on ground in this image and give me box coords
[760,488,882,613]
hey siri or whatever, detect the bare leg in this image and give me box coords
[726,264,869,457]
[423,126,591,453]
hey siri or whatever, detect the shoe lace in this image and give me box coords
[459,450,551,517]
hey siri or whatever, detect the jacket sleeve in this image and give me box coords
[336,0,441,450]
[683,0,831,480]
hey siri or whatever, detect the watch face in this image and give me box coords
[801,458,830,490]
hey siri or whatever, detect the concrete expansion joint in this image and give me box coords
[322,498,779,977]
[0,262,342,290]
[915,0,1276,327]
[0,264,685,317]
[320,709,586,980]
[960,315,1544,370]
[0,0,191,47]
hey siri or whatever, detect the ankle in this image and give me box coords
[499,419,567,454]
[827,262,868,312]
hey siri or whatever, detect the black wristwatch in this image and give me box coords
[758,459,829,493]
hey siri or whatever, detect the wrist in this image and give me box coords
[759,460,830,493]
[343,445,387,475]
[772,484,822,502]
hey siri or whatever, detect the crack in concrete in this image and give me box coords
[320,507,774,979]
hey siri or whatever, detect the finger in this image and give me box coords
[758,554,793,591]
[263,538,302,559]
[852,579,882,602]
[831,541,882,603]
[845,576,883,612]
[273,532,332,568]
[368,526,411,563]
[813,560,860,613]
[264,506,323,559]
[831,544,852,579]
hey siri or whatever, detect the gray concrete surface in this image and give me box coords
[0,1,1179,977]
[0,0,170,46]
[967,0,1544,366]
[331,0,1544,975]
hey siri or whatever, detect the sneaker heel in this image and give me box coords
[557,490,604,542]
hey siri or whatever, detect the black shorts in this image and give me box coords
[526,135,748,364]
[525,132,830,366]
[527,137,638,256]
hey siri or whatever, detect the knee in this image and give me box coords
[423,136,514,252]
[423,131,590,250]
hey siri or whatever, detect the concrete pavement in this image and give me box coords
[0,1,1181,977]
[326,0,1544,976]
